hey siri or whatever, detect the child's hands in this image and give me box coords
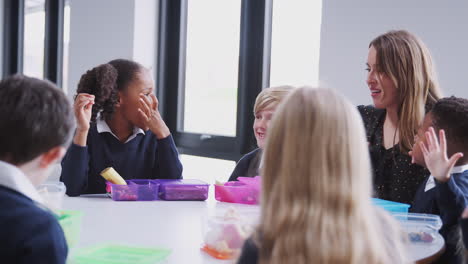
[74,93,95,132]
[138,93,170,139]
[419,127,463,183]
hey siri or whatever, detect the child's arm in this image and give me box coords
[419,127,463,183]
[60,144,90,196]
[139,93,183,179]
[153,135,183,179]
[420,128,465,224]
[461,208,468,251]
[59,93,93,196]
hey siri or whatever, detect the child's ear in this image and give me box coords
[38,146,66,169]
[115,92,123,108]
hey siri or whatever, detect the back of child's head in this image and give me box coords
[430,96,468,154]
[77,59,143,122]
[253,85,294,115]
[258,87,408,264]
[0,75,74,165]
[262,87,372,205]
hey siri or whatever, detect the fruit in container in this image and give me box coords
[100,167,126,185]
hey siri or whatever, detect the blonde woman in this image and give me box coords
[237,87,410,264]
[359,30,442,204]
[228,86,293,181]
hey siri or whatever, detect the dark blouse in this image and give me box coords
[358,105,429,205]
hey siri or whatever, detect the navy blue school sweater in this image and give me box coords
[461,218,468,251]
[228,148,261,182]
[60,124,183,196]
[411,169,468,264]
[0,186,68,264]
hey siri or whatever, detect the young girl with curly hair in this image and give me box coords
[61,59,182,196]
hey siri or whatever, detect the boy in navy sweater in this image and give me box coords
[0,75,75,263]
[410,96,468,263]
[462,209,468,261]
[61,59,182,196]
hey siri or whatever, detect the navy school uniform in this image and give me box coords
[411,165,468,264]
[228,148,261,182]
[461,218,468,252]
[61,120,183,196]
[0,161,68,264]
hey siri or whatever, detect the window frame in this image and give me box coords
[2,0,65,87]
[2,0,24,76]
[157,0,273,161]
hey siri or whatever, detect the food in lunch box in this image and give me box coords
[100,167,127,185]
[112,190,138,201]
[408,231,434,243]
[202,208,255,259]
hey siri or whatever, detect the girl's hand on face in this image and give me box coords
[74,93,95,132]
[419,127,463,183]
[138,93,170,139]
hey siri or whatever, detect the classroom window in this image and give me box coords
[23,0,46,79]
[269,0,322,87]
[182,0,241,137]
[159,0,271,163]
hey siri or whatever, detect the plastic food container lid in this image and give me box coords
[157,179,209,186]
[391,212,443,231]
[37,182,67,211]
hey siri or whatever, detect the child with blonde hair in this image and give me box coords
[237,87,409,264]
[228,86,293,181]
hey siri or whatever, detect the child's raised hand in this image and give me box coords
[74,93,95,132]
[138,93,170,139]
[419,127,464,183]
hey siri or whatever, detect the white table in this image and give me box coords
[63,194,445,264]
[410,233,445,263]
[63,194,257,264]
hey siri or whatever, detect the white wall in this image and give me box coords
[133,0,158,72]
[67,0,158,96]
[319,1,468,105]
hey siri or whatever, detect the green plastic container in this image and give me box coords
[73,244,171,264]
[57,210,83,248]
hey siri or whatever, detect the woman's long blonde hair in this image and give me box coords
[370,30,442,153]
[258,87,409,264]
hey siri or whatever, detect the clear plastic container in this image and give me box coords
[372,198,410,213]
[156,179,209,201]
[73,244,171,264]
[202,207,259,259]
[391,212,442,243]
[106,180,160,201]
[57,210,83,248]
[129,179,160,201]
[37,182,66,211]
